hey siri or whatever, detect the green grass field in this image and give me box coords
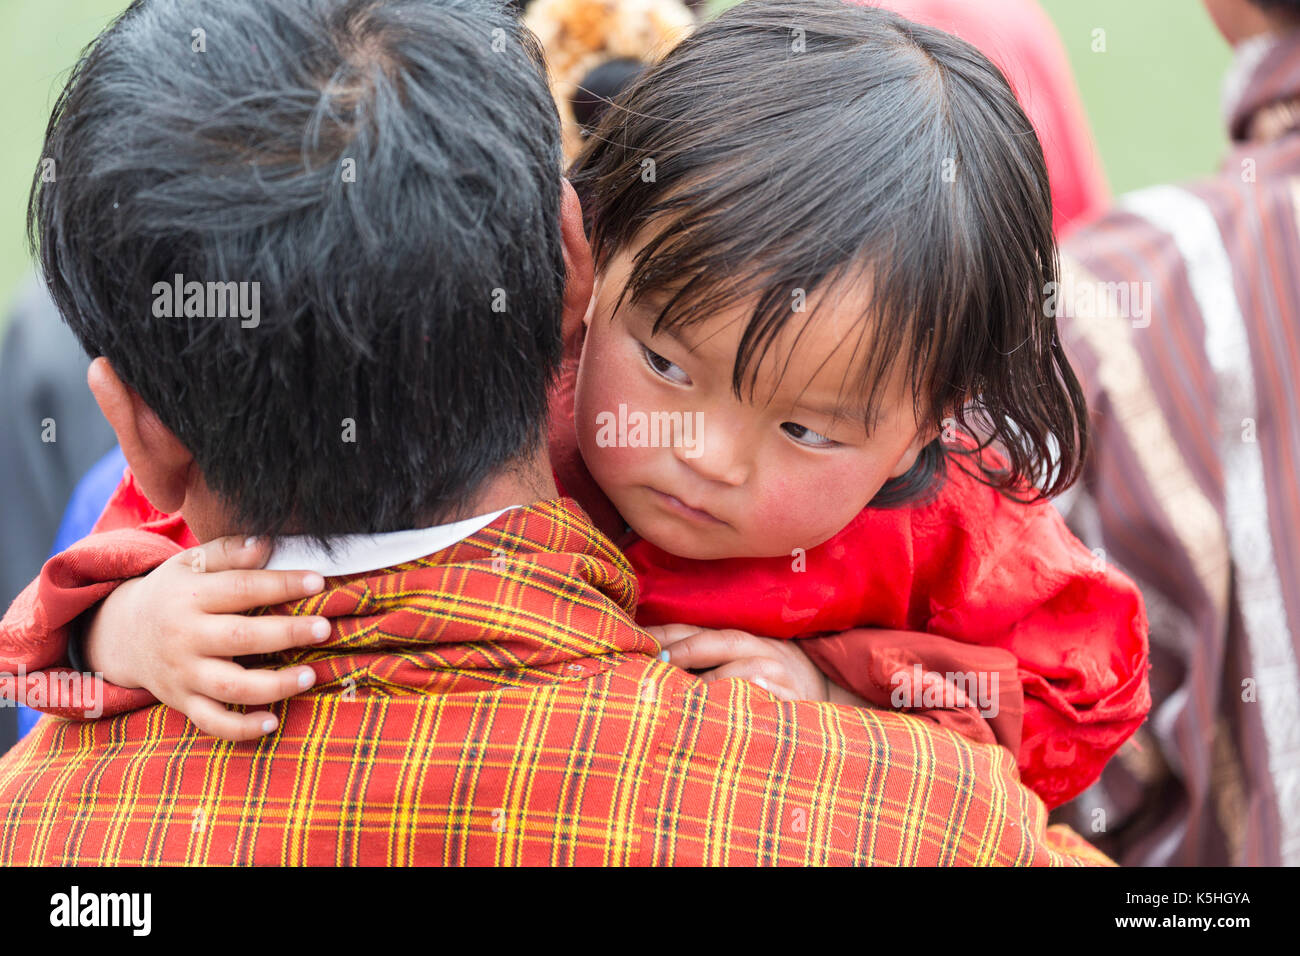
[0,0,1234,325]
[0,0,128,317]
[1040,0,1233,193]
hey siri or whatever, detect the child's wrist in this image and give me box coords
[82,578,144,688]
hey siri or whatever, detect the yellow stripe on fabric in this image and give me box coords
[103,705,165,862]
[453,693,497,866]
[30,720,94,864]
[970,743,1007,866]
[807,703,852,866]
[139,706,205,864]
[701,681,749,866]
[339,696,385,866]
[609,663,672,865]
[388,691,440,867]
[0,717,68,862]
[563,680,609,864]
[184,727,232,864]
[498,680,552,865]
[546,680,591,867]
[860,708,890,865]
[287,691,346,866]
[644,683,706,866]
[899,717,930,868]
[927,723,968,866]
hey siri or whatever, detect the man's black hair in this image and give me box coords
[571,0,1088,505]
[32,0,566,541]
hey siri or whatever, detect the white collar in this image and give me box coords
[263,506,518,577]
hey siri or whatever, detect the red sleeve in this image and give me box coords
[0,467,196,719]
[801,628,1024,755]
[89,466,199,545]
[913,462,1151,809]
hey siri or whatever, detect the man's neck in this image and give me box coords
[446,448,559,523]
[186,446,558,542]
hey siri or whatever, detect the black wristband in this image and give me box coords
[65,612,92,675]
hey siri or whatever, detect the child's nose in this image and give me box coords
[673,411,748,485]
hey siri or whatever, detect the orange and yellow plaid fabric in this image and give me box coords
[0,499,1110,865]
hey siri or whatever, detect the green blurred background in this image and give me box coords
[0,0,1233,328]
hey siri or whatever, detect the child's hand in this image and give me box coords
[647,623,832,702]
[82,535,332,741]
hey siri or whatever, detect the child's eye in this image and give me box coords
[782,422,837,447]
[641,343,692,385]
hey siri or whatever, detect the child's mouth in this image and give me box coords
[647,487,726,526]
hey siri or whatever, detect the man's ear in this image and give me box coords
[87,357,193,513]
[888,421,942,479]
[559,178,595,346]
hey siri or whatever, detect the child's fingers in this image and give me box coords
[201,614,331,657]
[183,697,282,742]
[657,628,762,670]
[194,658,317,708]
[699,659,797,700]
[197,569,326,613]
[644,623,708,649]
[172,534,273,575]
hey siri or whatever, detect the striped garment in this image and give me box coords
[1053,32,1300,866]
[0,498,1109,865]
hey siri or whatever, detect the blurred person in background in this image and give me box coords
[1055,0,1300,866]
[0,281,117,609]
[0,280,117,753]
[523,0,697,165]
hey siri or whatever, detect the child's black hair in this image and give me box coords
[570,0,1088,505]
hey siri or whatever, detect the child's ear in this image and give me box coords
[888,422,942,479]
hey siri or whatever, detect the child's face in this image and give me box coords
[574,245,938,561]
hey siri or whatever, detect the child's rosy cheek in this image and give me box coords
[588,440,643,483]
[749,479,805,533]
[758,466,864,540]
[583,345,646,412]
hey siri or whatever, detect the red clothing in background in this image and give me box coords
[864,0,1111,236]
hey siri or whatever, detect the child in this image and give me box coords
[1,0,1148,809]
